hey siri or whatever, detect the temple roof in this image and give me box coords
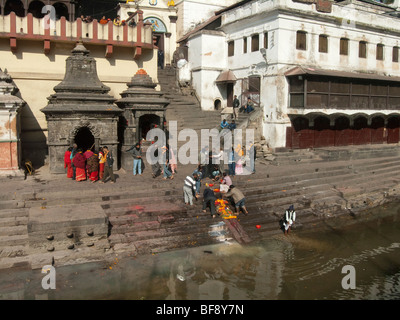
[41,42,122,115]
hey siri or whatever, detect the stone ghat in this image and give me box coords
[1,144,400,270]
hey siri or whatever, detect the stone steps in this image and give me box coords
[0,233,29,247]
[235,157,400,191]
[271,145,400,165]
[159,67,221,135]
[2,139,400,268]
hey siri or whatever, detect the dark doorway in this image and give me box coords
[227,83,233,109]
[74,127,95,151]
[154,33,165,52]
[214,99,221,111]
[387,116,400,144]
[291,117,314,149]
[353,116,370,145]
[139,114,160,141]
[334,116,353,146]
[314,116,334,147]
[370,116,385,144]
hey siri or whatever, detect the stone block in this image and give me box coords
[28,204,109,251]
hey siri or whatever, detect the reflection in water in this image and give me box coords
[1,203,400,300]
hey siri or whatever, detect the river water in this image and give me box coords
[1,202,400,300]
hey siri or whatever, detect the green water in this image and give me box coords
[1,202,400,300]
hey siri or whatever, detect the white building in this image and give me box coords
[174,0,241,39]
[118,0,242,68]
[179,0,400,149]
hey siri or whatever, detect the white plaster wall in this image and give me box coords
[188,31,227,110]
[0,110,18,141]
[175,0,241,39]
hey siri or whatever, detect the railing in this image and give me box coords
[0,12,154,57]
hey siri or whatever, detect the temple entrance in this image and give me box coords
[74,127,95,151]
[139,114,160,141]
[145,17,167,68]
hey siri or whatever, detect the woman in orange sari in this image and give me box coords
[72,149,87,181]
[64,147,73,178]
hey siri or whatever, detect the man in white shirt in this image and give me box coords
[183,173,199,205]
[283,205,296,235]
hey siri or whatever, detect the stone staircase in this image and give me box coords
[1,144,400,270]
[158,67,221,137]
[158,67,264,152]
[0,164,233,270]
[232,152,400,242]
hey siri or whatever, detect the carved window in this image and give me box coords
[243,37,248,53]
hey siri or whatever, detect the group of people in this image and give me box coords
[125,141,178,180]
[63,141,296,234]
[80,15,93,23]
[198,144,256,178]
[232,95,255,120]
[183,166,249,219]
[98,15,135,27]
[220,119,236,131]
[189,160,296,235]
[64,144,115,184]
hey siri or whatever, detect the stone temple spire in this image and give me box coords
[0,68,25,175]
[41,41,122,174]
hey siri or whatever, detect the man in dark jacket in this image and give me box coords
[223,185,248,215]
[99,146,115,183]
[233,95,240,119]
[202,184,217,218]
[126,142,142,176]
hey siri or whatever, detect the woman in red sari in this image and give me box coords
[98,147,105,180]
[64,147,73,178]
[87,152,99,182]
[72,149,87,181]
